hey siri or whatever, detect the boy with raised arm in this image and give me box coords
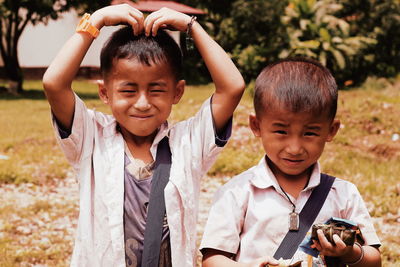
[43,4,245,267]
[200,58,381,267]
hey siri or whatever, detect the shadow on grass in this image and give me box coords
[0,87,99,101]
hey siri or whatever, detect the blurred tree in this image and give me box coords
[219,0,288,82]
[0,0,110,94]
[179,0,236,84]
[183,0,400,85]
[182,0,288,82]
[338,0,400,79]
[280,0,377,86]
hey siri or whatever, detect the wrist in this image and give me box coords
[186,16,199,35]
[76,13,100,38]
[89,11,105,30]
[340,242,364,266]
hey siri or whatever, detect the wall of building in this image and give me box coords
[0,9,180,80]
[2,10,119,68]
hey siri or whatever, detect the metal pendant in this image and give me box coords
[289,211,299,231]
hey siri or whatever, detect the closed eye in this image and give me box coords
[304,132,318,136]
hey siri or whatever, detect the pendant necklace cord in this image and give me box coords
[279,185,300,231]
[279,185,296,212]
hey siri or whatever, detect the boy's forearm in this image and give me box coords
[339,245,381,267]
[43,17,99,130]
[203,254,248,267]
[190,22,245,130]
[43,14,102,92]
[43,33,95,91]
[191,22,245,96]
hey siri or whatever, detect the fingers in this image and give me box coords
[144,11,163,36]
[144,7,191,36]
[129,15,143,35]
[332,233,346,248]
[125,6,144,35]
[253,256,279,267]
[314,229,349,257]
[100,4,144,35]
[316,229,332,248]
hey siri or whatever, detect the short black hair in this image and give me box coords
[253,57,338,120]
[100,26,183,81]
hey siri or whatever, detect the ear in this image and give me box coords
[173,80,185,104]
[97,80,109,105]
[249,114,261,137]
[326,119,340,142]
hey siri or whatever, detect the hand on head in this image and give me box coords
[144,7,191,36]
[91,4,191,36]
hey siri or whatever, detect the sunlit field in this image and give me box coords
[0,78,399,266]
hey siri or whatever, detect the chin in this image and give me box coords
[120,126,158,138]
[286,167,313,178]
[132,130,158,137]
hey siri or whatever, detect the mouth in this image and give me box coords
[130,115,153,120]
[283,158,304,166]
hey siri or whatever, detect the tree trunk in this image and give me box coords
[4,55,24,95]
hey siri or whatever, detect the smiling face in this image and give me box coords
[99,58,184,142]
[250,106,340,181]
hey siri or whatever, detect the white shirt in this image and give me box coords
[53,94,230,267]
[200,157,380,264]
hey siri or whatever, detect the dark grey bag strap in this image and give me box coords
[273,173,335,260]
[142,137,171,267]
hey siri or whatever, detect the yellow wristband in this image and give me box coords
[76,13,100,38]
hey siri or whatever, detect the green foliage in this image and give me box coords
[217,0,288,82]
[280,0,377,85]
[338,0,400,79]
[182,0,287,82]
[183,0,400,85]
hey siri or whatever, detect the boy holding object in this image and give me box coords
[200,58,381,267]
[43,4,245,267]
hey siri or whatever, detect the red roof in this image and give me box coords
[111,0,205,15]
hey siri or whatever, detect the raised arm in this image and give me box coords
[42,4,144,130]
[144,8,245,132]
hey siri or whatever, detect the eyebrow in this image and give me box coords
[272,122,289,127]
[149,82,167,87]
[120,82,137,87]
[305,125,322,130]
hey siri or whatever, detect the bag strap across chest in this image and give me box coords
[142,137,172,267]
[273,173,336,260]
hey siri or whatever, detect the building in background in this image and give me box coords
[0,0,204,80]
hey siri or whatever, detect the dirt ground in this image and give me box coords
[1,172,399,266]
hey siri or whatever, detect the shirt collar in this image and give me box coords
[150,121,169,159]
[250,156,322,192]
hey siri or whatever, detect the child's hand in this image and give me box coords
[247,256,279,267]
[144,7,192,36]
[311,229,353,257]
[91,4,144,35]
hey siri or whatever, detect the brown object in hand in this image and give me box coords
[311,223,357,246]
[289,260,302,267]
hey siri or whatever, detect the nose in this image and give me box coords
[134,93,151,111]
[285,137,304,156]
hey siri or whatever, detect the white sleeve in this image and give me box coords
[200,180,247,255]
[344,183,381,246]
[51,93,95,171]
[172,97,232,174]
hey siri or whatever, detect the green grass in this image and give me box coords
[1,77,400,265]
